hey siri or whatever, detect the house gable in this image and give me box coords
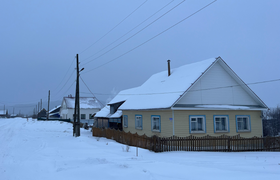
[176,59,261,107]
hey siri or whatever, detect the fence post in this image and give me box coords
[228,137,231,152]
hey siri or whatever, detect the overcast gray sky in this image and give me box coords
[0,0,279,114]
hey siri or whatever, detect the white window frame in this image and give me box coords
[236,115,251,132]
[123,115,128,128]
[189,115,206,133]
[135,115,142,130]
[214,115,229,133]
[151,115,160,132]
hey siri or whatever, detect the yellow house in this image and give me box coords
[109,57,267,138]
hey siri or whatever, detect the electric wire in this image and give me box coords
[82,0,217,74]
[81,0,175,63]
[76,78,280,96]
[52,57,75,92]
[3,77,279,112]
[61,80,76,96]
[52,69,75,98]
[80,75,105,107]
[82,0,186,66]
[79,0,148,55]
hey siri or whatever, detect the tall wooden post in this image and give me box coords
[74,54,80,137]
[40,99,42,111]
[47,90,50,120]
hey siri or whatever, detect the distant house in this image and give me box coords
[10,114,18,118]
[60,96,102,124]
[37,108,47,119]
[0,110,7,118]
[116,57,267,138]
[49,105,61,119]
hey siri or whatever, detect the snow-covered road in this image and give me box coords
[0,118,279,180]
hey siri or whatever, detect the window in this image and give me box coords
[135,115,142,129]
[236,115,250,132]
[123,115,128,128]
[81,114,86,119]
[214,115,229,132]
[151,115,161,132]
[189,115,206,133]
[89,114,94,119]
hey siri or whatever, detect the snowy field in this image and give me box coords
[0,118,279,180]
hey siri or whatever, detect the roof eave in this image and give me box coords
[171,107,268,111]
[119,107,171,111]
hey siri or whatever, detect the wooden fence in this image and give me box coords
[92,127,280,152]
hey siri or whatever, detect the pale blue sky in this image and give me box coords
[0,0,279,114]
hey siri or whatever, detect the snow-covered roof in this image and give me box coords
[118,57,267,110]
[95,106,110,118]
[0,110,6,115]
[49,105,61,113]
[63,97,102,109]
[95,106,122,118]
[110,110,122,118]
[108,87,139,105]
[119,58,216,110]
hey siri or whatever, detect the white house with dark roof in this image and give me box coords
[0,110,7,118]
[60,96,102,123]
[116,57,267,137]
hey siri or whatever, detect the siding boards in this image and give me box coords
[123,110,263,138]
[177,62,259,106]
[123,110,173,137]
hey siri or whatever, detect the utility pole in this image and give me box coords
[40,99,42,111]
[73,54,84,137]
[47,90,50,120]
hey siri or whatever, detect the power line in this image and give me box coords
[79,0,148,55]
[80,75,105,107]
[82,0,186,66]
[52,69,75,98]
[61,80,76,96]
[82,0,217,74]
[52,57,76,92]
[76,78,280,96]
[81,0,175,63]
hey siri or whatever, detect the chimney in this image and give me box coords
[167,60,171,76]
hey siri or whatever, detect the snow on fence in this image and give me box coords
[91,127,280,152]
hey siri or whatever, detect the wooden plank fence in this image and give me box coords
[92,127,280,152]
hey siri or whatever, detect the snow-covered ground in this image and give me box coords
[0,118,279,180]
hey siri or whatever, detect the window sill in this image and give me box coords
[123,126,128,128]
[190,131,206,134]
[152,130,160,133]
[135,127,142,130]
[237,130,251,133]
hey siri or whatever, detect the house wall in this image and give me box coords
[177,61,259,106]
[60,108,100,120]
[122,110,263,138]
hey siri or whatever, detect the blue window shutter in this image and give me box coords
[135,116,136,129]
[159,116,161,133]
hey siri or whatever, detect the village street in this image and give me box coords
[0,118,279,180]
